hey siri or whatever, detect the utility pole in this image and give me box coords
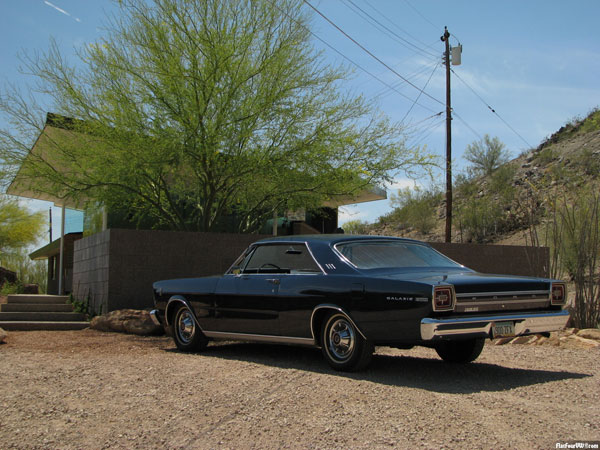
[441,26,452,243]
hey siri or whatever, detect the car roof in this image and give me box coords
[255,234,426,246]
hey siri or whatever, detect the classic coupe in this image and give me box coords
[150,235,569,371]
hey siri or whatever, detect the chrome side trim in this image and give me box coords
[149,309,161,326]
[455,290,549,298]
[456,299,549,307]
[202,331,316,346]
[420,309,570,341]
[309,305,367,341]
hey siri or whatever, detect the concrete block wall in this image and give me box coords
[73,229,269,314]
[72,230,550,314]
[430,242,549,278]
[72,230,110,314]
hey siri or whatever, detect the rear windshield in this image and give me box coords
[335,241,462,270]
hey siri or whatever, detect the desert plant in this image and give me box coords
[343,220,371,235]
[464,135,511,178]
[555,188,600,328]
[388,186,441,234]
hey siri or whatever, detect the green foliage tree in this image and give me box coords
[1,248,48,294]
[454,164,517,243]
[342,219,370,235]
[0,0,431,233]
[388,186,441,234]
[0,195,45,259]
[464,134,511,178]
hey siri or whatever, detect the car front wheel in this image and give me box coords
[435,338,485,363]
[321,313,373,372]
[173,304,208,352]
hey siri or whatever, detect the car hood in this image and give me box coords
[377,269,550,294]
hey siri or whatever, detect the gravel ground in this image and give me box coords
[1,329,598,449]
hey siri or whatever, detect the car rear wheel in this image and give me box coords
[173,304,208,352]
[435,337,485,363]
[321,313,373,372]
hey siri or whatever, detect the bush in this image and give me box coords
[0,281,24,295]
[343,220,371,235]
[553,188,600,329]
[388,187,441,234]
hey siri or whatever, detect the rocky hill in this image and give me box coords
[368,108,600,245]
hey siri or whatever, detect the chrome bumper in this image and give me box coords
[149,309,162,326]
[420,309,570,341]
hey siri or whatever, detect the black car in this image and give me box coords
[150,235,569,371]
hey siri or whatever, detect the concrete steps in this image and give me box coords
[0,294,89,331]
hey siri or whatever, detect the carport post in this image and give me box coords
[58,204,65,295]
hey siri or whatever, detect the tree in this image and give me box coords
[0,195,45,259]
[0,0,431,233]
[389,186,441,234]
[464,134,511,177]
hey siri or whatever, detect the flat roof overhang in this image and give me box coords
[321,184,387,208]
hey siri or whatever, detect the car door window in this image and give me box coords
[243,244,321,274]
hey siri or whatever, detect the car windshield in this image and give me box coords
[335,241,463,270]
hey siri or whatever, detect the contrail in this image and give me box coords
[44,1,81,22]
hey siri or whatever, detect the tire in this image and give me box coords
[172,304,208,352]
[321,313,373,372]
[435,338,485,363]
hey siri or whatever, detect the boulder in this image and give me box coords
[577,329,600,341]
[90,309,164,336]
[0,327,7,344]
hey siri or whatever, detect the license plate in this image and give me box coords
[493,321,515,338]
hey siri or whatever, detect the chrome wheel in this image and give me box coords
[327,317,356,361]
[171,304,208,351]
[176,309,196,344]
[321,313,372,371]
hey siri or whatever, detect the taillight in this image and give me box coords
[550,283,566,306]
[433,286,455,311]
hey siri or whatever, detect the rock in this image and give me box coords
[561,335,600,350]
[90,309,164,336]
[509,336,538,345]
[0,327,7,344]
[577,329,600,341]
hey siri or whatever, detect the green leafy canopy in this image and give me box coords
[1,0,433,232]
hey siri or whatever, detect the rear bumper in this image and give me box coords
[420,309,569,341]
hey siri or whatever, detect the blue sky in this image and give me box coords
[1,0,599,234]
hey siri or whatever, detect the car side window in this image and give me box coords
[243,244,321,274]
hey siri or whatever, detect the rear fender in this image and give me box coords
[310,304,367,345]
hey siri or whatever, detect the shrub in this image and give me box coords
[388,186,441,234]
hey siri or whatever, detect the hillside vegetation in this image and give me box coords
[359,107,600,245]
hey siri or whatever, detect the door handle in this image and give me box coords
[266,278,280,285]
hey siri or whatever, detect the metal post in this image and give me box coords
[58,204,66,295]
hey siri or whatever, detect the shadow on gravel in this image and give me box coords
[164,342,591,394]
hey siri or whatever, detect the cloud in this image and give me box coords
[44,1,81,23]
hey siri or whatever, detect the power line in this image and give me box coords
[453,110,483,141]
[363,0,440,54]
[266,0,439,114]
[402,0,440,32]
[303,0,445,107]
[372,59,438,100]
[451,68,533,148]
[402,111,444,131]
[401,63,440,123]
[342,0,439,59]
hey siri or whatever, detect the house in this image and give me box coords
[7,113,387,306]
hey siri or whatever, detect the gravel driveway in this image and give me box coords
[1,329,598,449]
